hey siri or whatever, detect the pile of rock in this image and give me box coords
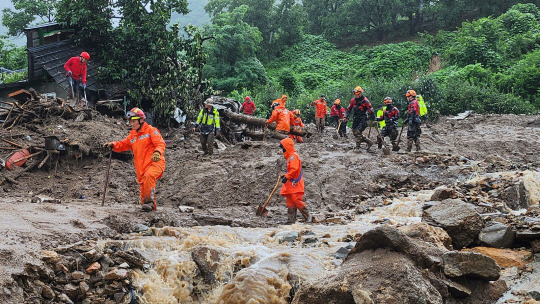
[14,241,148,304]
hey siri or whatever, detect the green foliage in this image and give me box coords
[0,38,26,70]
[2,0,57,37]
[496,49,540,107]
[203,5,267,94]
[0,70,26,83]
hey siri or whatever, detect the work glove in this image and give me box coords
[103,142,114,149]
[151,151,161,162]
[67,71,72,76]
[281,175,288,184]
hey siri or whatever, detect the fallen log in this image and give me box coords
[243,129,288,140]
[222,110,309,137]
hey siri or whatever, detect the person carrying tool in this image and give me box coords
[64,52,90,106]
[193,100,221,155]
[404,90,422,152]
[103,108,166,212]
[267,101,293,135]
[279,137,311,224]
[310,95,328,133]
[345,86,375,150]
[239,96,256,115]
[290,109,304,143]
[330,99,346,137]
[375,97,400,150]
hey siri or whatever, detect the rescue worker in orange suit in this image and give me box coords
[375,97,400,151]
[330,99,347,137]
[279,138,311,224]
[345,86,375,150]
[404,90,422,152]
[239,96,256,115]
[310,95,328,133]
[290,109,304,143]
[103,108,166,212]
[64,51,90,106]
[267,101,293,135]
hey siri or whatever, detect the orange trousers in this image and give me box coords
[284,193,306,209]
[289,134,304,143]
[138,163,164,211]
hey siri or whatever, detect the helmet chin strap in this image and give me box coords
[136,120,144,132]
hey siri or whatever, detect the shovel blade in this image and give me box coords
[392,145,400,151]
[383,146,391,155]
[256,205,268,216]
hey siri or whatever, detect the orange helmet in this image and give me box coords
[383,96,393,105]
[353,86,363,95]
[334,99,341,105]
[293,109,301,116]
[406,90,417,97]
[127,107,145,120]
[80,52,90,60]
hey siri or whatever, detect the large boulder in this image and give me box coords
[191,246,223,284]
[478,222,516,248]
[443,251,500,281]
[398,222,452,250]
[422,199,484,248]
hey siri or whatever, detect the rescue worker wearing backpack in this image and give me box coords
[290,109,305,143]
[375,97,400,151]
[310,95,328,133]
[103,108,166,212]
[279,137,311,224]
[193,100,221,155]
[267,101,293,135]
[404,90,422,152]
[330,99,347,137]
[345,86,375,150]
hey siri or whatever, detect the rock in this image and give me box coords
[71,271,85,282]
[118,262,129,268]
[441,278,471,298]
[398,222,452,250]
[191,246,223,283]
[30,195,61,204]
[41,285,55,299]
[83,249,103,262]
[104,268,129,281]
[276,231,299,244]
[443,251,500,281]
[57,293,74,304]
[132,223,149,232]
[478,222,516,248]
[89,272,104,285]
[86,262,101,274]
[79,281,90,298]
[529,290,540,300]
[42,250,61,264]
[113,292,126,303]
[112,251,146,268]
[464,247,532,269]
[516,230,540,242]
[334,247,350,260]
[63,283,78,300]
[430,187,457,201]
[500,181,528,210]
[178,205,194,213]
[351,286,374,304]
[422,199,485,248]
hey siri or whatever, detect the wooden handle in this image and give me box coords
[262,175,282,208]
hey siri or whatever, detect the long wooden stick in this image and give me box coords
[38,153,50,169]
[1,105,14,128]
[1,138,23,148]
[11,151,43,163]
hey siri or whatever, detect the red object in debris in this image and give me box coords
[5,149,30,170]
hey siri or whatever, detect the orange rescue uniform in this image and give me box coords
[267,105,293,133]
[112,122,166,210]
[273,95,288,107]
[311,98,328,118]
[290,116,304,143]
[280,138,306,209]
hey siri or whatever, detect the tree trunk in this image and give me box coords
[222,110,309,137]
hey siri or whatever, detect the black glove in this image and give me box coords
[281,176,288,184]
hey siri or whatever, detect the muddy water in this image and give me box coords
[105,191,430,304]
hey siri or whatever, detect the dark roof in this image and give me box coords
[24,22,59,31]
[27,40,101,92]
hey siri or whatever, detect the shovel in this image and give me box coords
[394,123,407,151]
[375,127,391,155]
[83,87,88,109]
[333,119,342,139]
[101,149,113,206]
[256,175,282,216]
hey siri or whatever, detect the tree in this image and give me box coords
[203,5,267,93]
[2,0,58,37]
[57,0,214,123]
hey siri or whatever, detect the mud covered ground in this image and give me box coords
[1,108,540,303]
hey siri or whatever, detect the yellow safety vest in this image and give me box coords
[377,106,386,129]
[418,95,428,116]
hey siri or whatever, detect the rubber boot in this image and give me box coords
[415,138,421,151]
[141,200,154,212]
[299,206,312,223]
[391,140,399,151]
[406,139,413,152]
[286,207,297,224]
[364,137,374,151]
[377,136,383,149]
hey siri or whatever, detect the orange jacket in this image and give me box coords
[311,99,328,118]
[273,95,287,107]
[280,138,304,195]
[292,116,304,128]
[267,105,293,132]
[113,122,166,180]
